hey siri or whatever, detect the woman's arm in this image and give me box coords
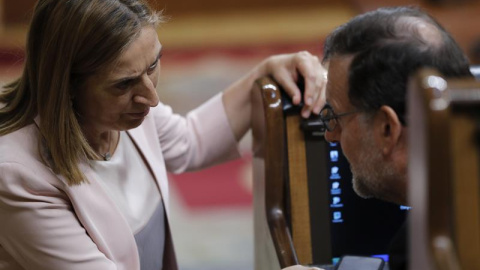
[157,51,326,172]
[223,51,327,140]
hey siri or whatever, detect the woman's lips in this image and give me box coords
[128,108,150,119]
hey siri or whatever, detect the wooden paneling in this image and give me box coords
[148,0,336,15]
[0,0,336,25]
[3,0,35,25]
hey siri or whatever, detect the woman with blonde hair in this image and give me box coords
[0,0,325,269]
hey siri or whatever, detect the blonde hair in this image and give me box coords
[0,0,164,185]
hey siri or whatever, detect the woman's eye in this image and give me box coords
[147,59,159,73]
[116,79,134,90]
[147,53,162,74]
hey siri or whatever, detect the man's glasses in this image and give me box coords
[319,103,359,132]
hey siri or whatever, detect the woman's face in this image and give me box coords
[74,26,162,134]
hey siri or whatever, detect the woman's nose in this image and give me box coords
[134,75,159,107]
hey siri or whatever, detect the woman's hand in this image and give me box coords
[259,51,327,118]
[222,51,327,141]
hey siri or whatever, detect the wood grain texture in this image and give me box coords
[286,115,313,265]
[409,69,480,270]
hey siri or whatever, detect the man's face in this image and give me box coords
[324,55,397,202]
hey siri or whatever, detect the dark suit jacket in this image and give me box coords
[388,222,408,270]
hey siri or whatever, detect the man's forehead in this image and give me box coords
[325,55,354,107]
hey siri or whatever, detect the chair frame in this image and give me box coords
[409,68,480,270]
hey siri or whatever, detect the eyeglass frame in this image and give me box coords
[319,103,360,132]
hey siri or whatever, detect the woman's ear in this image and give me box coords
[373,105,403,156]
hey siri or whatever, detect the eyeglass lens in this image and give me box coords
[320,106,336,131]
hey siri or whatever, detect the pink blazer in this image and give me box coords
[0,94,240,270]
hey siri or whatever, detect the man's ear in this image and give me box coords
[373,105,403,156]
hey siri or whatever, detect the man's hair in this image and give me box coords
[0,0,164,185]
[323,6,472,124]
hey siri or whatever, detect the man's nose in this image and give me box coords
[324,129,339,143]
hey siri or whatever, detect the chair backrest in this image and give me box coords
[251,75,410,269]
[408,68,480,270]
[251,76,332,269]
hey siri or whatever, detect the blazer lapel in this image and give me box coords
[62,164,140,270]
[33,117,140,270]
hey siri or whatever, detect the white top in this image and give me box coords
[91,131,165,269]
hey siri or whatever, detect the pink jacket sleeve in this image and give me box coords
[152,93,241,173]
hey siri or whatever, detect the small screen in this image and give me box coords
[326,142,407,262]
[286,102,407,266]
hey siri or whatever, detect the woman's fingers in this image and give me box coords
[265,51,327,118]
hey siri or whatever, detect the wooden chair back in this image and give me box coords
[251,76,332,269]
[408,68,480,270]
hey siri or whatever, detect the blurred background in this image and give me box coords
[0,0,479,269]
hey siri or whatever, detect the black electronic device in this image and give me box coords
[335,255,385,270]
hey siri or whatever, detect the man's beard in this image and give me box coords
[349,130,397,202]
